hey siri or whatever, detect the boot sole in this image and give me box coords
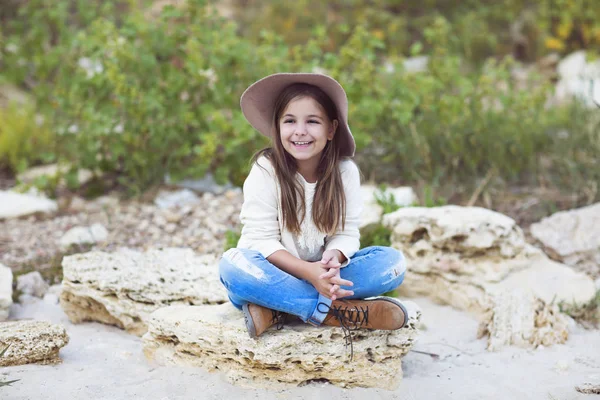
[242,303,257,338]
[366,296,409,329]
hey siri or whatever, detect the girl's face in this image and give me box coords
[278,96,338,169]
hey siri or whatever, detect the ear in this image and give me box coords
[328,119,338,140]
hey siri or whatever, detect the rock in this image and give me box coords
[17,163,94,188]
[554,50,600,108]
[143,302,421,389]
[403,56,429,73]
[60,248,228,335]
[16,271,49,298]
[0,320,69,366]
[360,185,417,227]
[59,223,109,250]
[0,83,30,108]
[0,263,13,321]
[478,289,569,351]
[0,190,58,219]
[154,189,201,209]
[576,383,600,395]
[530,202,600,278]
[164,172,235,195]
[383,206,596,346]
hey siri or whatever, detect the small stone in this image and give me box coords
[162,210,181,224]
[0,263,13,321]
[16,271,49,298]
[0,190,58,219]
[165,223,177,234]
[0,320,69,366]
[59,223,109,250]
[153,215,167,227]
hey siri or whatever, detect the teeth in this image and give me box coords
[293,141,311,145]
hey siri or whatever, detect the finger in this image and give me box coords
[319,269,338,279]
[325,261,342,269]
[330,277,354,287]
[330,284,340,294]
[335,289,354,299]
[320,254,333,264]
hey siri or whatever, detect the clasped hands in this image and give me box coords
[307,249,354,301]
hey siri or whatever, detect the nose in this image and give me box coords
[293,122,308,136]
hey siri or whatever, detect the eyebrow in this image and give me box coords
[282,114,324,119]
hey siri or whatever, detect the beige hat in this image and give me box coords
[240,73,356,157]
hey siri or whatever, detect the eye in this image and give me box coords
[283,119,294,124]
[308,119,320,124]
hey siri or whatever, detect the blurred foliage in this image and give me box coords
[360,223,392,248]
[231,0,600,62]
[560,289,600,329]
[224,228,242,251]
[374,184,405,215]
[0,0,598,198]
[0,103,55,172]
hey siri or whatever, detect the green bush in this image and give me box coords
[0,103,55,172]
[1,1,598,199]
[229,0,600,62]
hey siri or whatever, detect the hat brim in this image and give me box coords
[240,73,355,157]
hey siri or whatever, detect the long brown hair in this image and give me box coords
[252,83,348,236]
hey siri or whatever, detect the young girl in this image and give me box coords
[219,73,408,345]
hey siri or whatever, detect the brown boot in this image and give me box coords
[322,296,408,330]
[242,303,287,338]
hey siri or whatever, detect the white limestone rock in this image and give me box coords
[554,50,600,108]
[360,184,417,227]
[16,271,49,298]
[0,190,57,219]
[59,223,109,250]
[0,263,13,321]
[530,202,600,278]
[154,189,200,209]
[143,302,421,389]
[60,248,228,335]
[383,206,596,347]
[478,289,569,351]
[17,163,94,188]
[0,320,69,366]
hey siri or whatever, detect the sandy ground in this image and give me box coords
[1,295,599,400]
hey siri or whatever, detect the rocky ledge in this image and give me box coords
[60,248,228,336]
[383,206,596,349]
[142,302,421,389]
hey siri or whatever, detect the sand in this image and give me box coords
[1,294,599,400]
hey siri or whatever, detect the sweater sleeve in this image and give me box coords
[236,157,287,258]
[325,160,362,266]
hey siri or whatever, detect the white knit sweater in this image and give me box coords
[237,156,362,266]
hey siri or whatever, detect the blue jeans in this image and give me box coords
[218,246,406,326]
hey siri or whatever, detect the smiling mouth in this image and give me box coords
[292,141,313,146]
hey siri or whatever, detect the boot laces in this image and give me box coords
[271,310,286,330]
[317,302,369,361]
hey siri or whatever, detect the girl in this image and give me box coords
[219,73,408,346]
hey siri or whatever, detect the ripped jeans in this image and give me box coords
[218,246,406,326]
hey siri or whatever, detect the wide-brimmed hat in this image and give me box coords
[240,73,356,157]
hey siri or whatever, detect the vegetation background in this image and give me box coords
[0,0,599,218]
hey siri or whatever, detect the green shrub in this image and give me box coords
[224,228,241,251]
[360,223,392,248]
[0,103,55,172]
[1,1,597,199]
[374,184,405,215]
